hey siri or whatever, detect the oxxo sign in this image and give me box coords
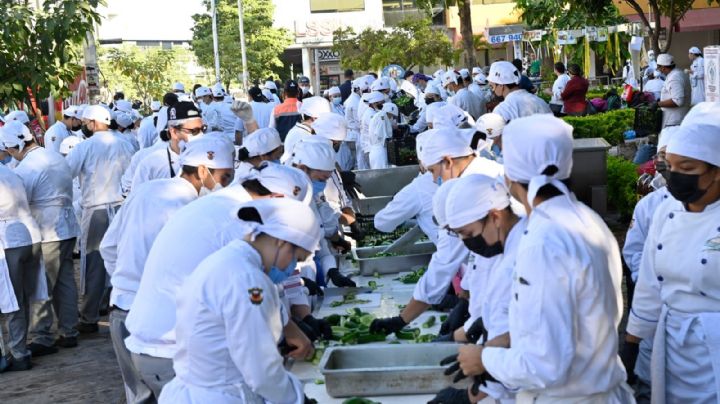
[317,49,340,62]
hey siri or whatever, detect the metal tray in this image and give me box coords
[353,165,419,197]
[352,195,393,216]
[352,241,435,275]
[319,343,462,398]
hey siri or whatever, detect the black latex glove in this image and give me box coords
[302,315,332,341]
[327,268,356,288]
[304,395,318,404]
[340,171,360,199]
[277,339,297,356]
[301,277,323,296]
[369,316,406,335]
[620,341,640,384]
[427,387,471,404]
[293,318,319,342]
[433,333,454,343]
[440,298,470,336]
[440,354,496,395]
[348,221,365,241]
[431,293,459,312]
[330,237,352,254]
[466,317,487,344]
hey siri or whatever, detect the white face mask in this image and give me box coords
[332,97,342,105]
[199,172,222,197]
[301,86,310,95]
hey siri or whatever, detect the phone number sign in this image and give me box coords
[488,33,523,44]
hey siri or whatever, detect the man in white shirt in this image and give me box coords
[443,70,485,120]
[44,106,81,153]
[489,61,551,122]
[545,62,570,116]
[280,96,331,163]
[101,136,234,404]
[65,105,134,333]
[656,53,691,128]
[644,70,665,102]
[3,121,80,357]
[136,100,162,149]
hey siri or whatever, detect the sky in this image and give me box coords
[96,0,206,42]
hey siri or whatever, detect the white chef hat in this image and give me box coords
[415,130,431,162]
[264,81,278,91]
[211,82,224,97]
[246,161,310,203]
[488,61,520,85]
[689,46,702,55]
[667,122,720,167]
[370,77,391,91]
[240,198,322,252]
[424,102,444,125]
[421,127,474,167]
[433,104,467,129]
[312,112,347,141]
[1,121,32,151]
[475,113,507,139]
[472,67,482,75]
[474,73,488,85]
[355,75,374,91]
[442,70,460,88]
[59,135,82,155]
[83,105,112,125]
[365,91,385,104]
[62,105,81,119]
[458,69,470,80]
[291,138,336,171]
[656,54,674,67]
[446,174,511,229]
[299,96,331,118]
[195,86,212,98]
[114,100,133,113]
[328,86,341,96]
[682,101,720,127]
[4,110,30,124]
[244,128,282,157]
[399,80,417,98]
[179,135,235,169]
[115,111,135,129]
[503,114,574,208]
[432,178,459,228]
[322,89,330,98]
[657,126,679,150]
[433,69,445,79]
[150,101,162,112]
[173,82,185,92]
[382,102,398,117]
[261,88,274,101]
[424,84,441,96]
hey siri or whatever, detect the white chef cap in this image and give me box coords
[365,91,385,104]
[458,68,470,80]
[432,178,459,228]
[211,82,224,97]
[179,135,235,169]
[62,105,81,119]
[312,112,347,141]
[83,105,111,125]
[399,80,417,98]
[433,104,467,129]
[446,174,511,229]
[503,114,574,208]
[246,161,310,203]
[472,67,482,75]
[115,111,135,129]
[415,130,431,162]
[656,54,674,67]
[382,102,398,117]
[261,88,274,101]
[475,113,506,139]
[1,121,32,151]
[488,61,520,85]
[195,86,212,98]
[173,82,185,92]
[298,96,331,118]
[682,101,720,127]
[291,138,336,171]
[370,77,391,92]
[433,69,445,79]
[264,81,278,91]
[689,46,701,55]
[667,122,720,167]
[243,128,282,157]
[424,84,441,96]
[442,70,460,88]
[59,135,82,155]
[240,198,322,253]
[657,126,679,150]
[421,128,474,167]
[4,110,30,124]
[328,86,341,96]
[114,100,133,113]
[473,73,488,85]
[223,95,233,104]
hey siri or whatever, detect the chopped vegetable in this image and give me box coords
[394,327,421,340]
[342,398,381,404]
[422,316,436,329]
[415,334,437,343]
[393,266,427,284]
[314,379,325,385]
[324,309,388,345]
[367,280,383,290]
[310,347,325,365]
[440,315,448,322]
[373,251,398,258]
[373,271,381,278]
[329,292,371,307]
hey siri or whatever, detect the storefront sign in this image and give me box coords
[486,25,524,45]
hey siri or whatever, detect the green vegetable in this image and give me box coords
[325,309,389,345]
[422,316,436,329]
[373,271,381,278]
[314,379,325,385]
[342,398,381,404]
[393,267,427,284]
[373,251,398,258]
[367,280,378,290]
[394,327,421,340]
[325,314,341,326]
[440,315,448,322]
[329,292,371,308]
[415,334,437,343]
[310,348,325,365]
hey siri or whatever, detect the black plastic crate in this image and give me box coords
[387,137,418,166]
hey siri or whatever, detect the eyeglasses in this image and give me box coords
[176,125,207,136]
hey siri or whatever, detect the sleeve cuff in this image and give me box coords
[626,309,659,340]
[481,346,507,383]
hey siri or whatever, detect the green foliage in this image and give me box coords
[0,0,103,103]
[563,108,634,145]
[332,17,459,71]
[607,155,639,219]
[191,0,291,88]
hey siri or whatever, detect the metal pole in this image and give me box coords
[237,0,249,93]
[211,0,221,84]
[314,48,321,95]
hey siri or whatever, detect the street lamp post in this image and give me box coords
[237,0,249,94]
[211,0,221,85]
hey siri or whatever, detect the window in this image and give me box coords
[310,0,365,13]
[472,0,514,4]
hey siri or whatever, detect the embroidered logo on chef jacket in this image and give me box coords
[248,287,264,305]
[705,236,720,252]
[51,136,56,142]
[207,151,215,160]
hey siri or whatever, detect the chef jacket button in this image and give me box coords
[663,195,668,199]
[702,258,708,265]
[657,243,663,250]
[657,275,664,282]
[523,230,528,235]
[669,213,674,219]
[701,291,707,297]
[514,293,518,301]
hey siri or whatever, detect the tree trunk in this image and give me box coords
[458,0,476,67]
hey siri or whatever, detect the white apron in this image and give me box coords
[368,144,388,169]
[79,203,119,294]
[516,382,635,404]
[0,240,19,313]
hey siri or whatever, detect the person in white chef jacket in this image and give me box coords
[43,106,82,154]
[203,83,238,144]
[2,121,81,356]
[280,96,331,164]
[411,84,447,133]
[130,102,206,193]
[455,114,633,403]
[374,132,439,244]
[113,110,140,153]
[488,61,551,122]
[136,101,162,149]
[124,158,312,400]
[656,53,691,128]
[100,136,234,404]
[626,104,720,403]
[158,198,322,404]
[687,46,705,105]
[367,102,397,169]
[370,128,504,335]
[343,76,368,170]
[233,127,284,184]
[353,75,375,169]
[358,91,385,167]
[0,154,45,372]
[430,174,526,404]
[65,105,134,333]
[442,69,485,120]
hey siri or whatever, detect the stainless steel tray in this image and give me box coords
[352,195,393,216]
[319,343,462,398]
[351,241,435,275]
[353,165,419,197]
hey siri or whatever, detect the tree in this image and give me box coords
[191,0,291,89]
[0,0,102,106]
[332,17,460,72]
[416,0,476,67]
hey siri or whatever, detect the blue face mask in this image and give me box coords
[1,155,11,165]
[267,244,297,284]
[312,179,327,195]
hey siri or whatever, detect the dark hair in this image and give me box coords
[344,69,354,78]
[512,59,524,73]
[113,92,125,101]
[285,80,299,98]
[505,83,519,90]
[518,165,571,199]
[237,206,264,223]
[470,131,486,150]
[554,62,566,74]
[181,165,199,176]
[568,64,582,76]
[163,92,179,107]
[248,86,264,102]
[369,72,378,79]
[237,146,251,162]
[192,84,202,93]
[403,70,414,79]
[242,179,272,196]
[109,119,118,130]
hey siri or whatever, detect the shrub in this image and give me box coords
[563,109,634,146]
[607,155,639,220]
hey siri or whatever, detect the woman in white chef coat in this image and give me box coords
[234,127,284,183]
[626,105,720,403]
[158,198,321,404]
[367,102,397,169]
[687,46,705,105]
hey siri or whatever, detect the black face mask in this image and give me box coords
[655,160,670,180]
[667,170,715,204]
[80,124,94,138]
[425,98,435,105]
[71,123,82,131]
[463,234,503,258]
